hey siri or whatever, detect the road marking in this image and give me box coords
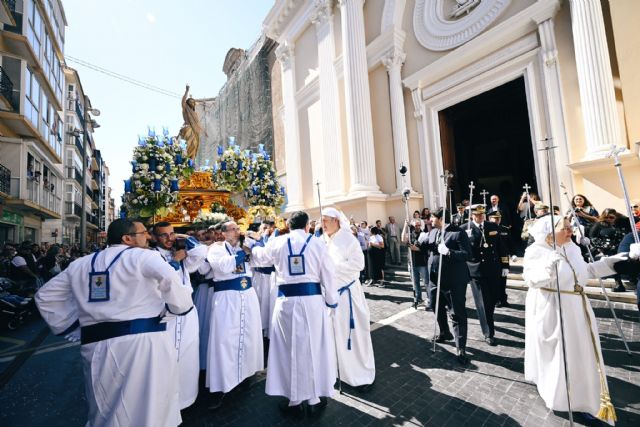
[0,341,80,363]
[371,307,417,332]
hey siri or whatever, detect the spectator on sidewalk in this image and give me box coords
[369,227,386,286]
[385,217,401,265]
[401,219,428,308]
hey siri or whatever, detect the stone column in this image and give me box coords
[277,43,304,210]
[411,88,433,204]
[382,48,412,193]
[312,0,345,199]
[338,0,380,194]
[568,0,621,158]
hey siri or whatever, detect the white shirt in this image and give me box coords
[369,235,383,246]
[11,255,27,267]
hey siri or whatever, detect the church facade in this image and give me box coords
[264,0,640,221]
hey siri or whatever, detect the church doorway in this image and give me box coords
[438,77,538,214]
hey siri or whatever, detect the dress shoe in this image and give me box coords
[457,350,470,366]
[355,382,374,393]
[485,336,497,346]
[207,392,225,411]
[495,301,503,308]
[279,401,305,419]
[434,332,454,343]
[306,397,328,418]
[612,283,626,293]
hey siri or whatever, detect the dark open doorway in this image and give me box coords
[438,77,538,211]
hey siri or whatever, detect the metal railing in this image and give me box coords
[65,201,83,217]
[2,0,22,34]
[0,66,18,111]
[0,163,10,194]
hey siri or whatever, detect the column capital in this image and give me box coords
[275,42,295,70]
[311,0,335,26]
[337,0,365,9]
[382,48,406,71]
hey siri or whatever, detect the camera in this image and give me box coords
[174,237,187,251]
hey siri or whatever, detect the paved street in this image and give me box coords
[1,269,639,427]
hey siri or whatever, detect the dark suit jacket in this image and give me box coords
[422,224,471,289]
[487,204,511,227]
[460,221,509,279]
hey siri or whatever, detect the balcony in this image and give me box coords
[0,66,19,111]
[0,0,17,27]
[64,201,83,219]
[0,162,10,195]
[5,176,61,219]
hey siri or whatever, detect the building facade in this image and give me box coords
[0,0,66,245]
[264,0,640,222]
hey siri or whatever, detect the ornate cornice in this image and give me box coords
[276,42,295,69]
[310,0,334,26]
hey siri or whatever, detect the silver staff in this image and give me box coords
[539,137,574,426]
[523,183,532,221]
[480,189,489,207]
[399,165,418,306]
[432,170,453,353]
[467,181,475,230]
[560,183,631,355]
[317,180,341,393]
[448,187,454,223]
[607,145,639,243]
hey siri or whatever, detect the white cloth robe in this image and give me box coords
[205,242,264,393]
[35,245,193,427]
[156,244,207,409]
[193,258,214,370]
[251,229,339,402]
[323,228,376,386]
[523,241,617,421]
[250,234,277,335]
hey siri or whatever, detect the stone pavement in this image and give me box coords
[1,267,639,427]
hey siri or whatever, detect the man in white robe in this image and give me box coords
[152,222,208,409]
[205,221,263,410]
[250,211,339,418]
[250,221,277,338]
[523,215,627,424]
[321,207,375,390]
[35,219,193,427]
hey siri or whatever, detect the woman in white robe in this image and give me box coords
[523,215,626,424]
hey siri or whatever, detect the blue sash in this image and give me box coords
[278,282,322,297]
[213,276,252,292]
[339,280,357,350]
[80,316,166,345]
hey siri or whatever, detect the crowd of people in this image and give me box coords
[12,188,640,426]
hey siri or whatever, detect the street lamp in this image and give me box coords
[80,97,100,253]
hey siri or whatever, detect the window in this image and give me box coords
[27,1,43,58]
[25,68,40,129]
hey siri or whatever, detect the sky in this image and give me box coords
[62,0,275,211]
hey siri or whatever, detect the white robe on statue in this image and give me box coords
[157,243,207,409]
[251,229,339,402]
[523,240,617,421]
[323,228,376,387]
[206,242,263,393]
[35,245,192,427]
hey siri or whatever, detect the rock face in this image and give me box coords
[195,36,278,169]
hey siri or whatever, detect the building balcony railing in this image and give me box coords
[0,162,10,194]
[0,65,19,111]
[64,201,83,218]
[26,178,61,213]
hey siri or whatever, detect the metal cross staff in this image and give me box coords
[400,165,417,306]
[480,189,489,207]
[315,180,324,216]
[607,145,639,243]
[467,181,475,231]
[539,137,574,426]
[432,170,453,353]
[447,187,454,222]
[523,183,532,221]
[560,183,631,355]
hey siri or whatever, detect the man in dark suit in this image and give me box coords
[488,211,512,307]
[451,203,467,227]
[460,204,509,346]
[422,207,473,365]
[487,194,511,228]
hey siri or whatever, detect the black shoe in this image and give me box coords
[612,283,626,293]
[485,337,497,346]
[457,350,470,366]
[279,401,305,419]
[435,332,454,343]
[306,397,328,418]
[355,382,374,393]
[495,301,503,308]
[207,392,225,411]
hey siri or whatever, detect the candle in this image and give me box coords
[137,136,145,146]
[258,143,264,153]
[229,136,235,145]
[187,159,194,168]
[170,179,179,192]
[163,127,169,137]
[149,158,157,171]
[120,209,127,219]
[167,137,174,146]
[238,160,243,170]
[153,179,161,192]
[234,146,240,154]
[175,154,183,164]
[221,161,227,171]
[124,179,132,193]
[280,187,285,195]
[165,162,171,173]
[217,146,223,156]
[148,126,155,137]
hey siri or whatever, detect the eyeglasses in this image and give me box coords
[155,232,176,239]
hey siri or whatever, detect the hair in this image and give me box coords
[248,223,261,232]
[220,221,236,232]
[370,226,381,235]
[413,210,421,217]
[431,207,445,219]
[361,220,368,226]
[262,220,276,226]
[288,211,309,230]
[107,219,139,245]
[152,221,172,235]
[571,193,595,208]
[597,208,618,223]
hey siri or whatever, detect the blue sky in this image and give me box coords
[63,0,274,210]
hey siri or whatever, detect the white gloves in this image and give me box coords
[438,242,450,256]
[545,251,563,273]
[465,230,472,238]
[603,252,628,268]
[502,268,509,277]
[579,237,591,247]
[64,328,81,343]
[630,243,640,260]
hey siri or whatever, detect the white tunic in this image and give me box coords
[250,234,277,335]
[157,244,207,409]
[206,242,264,393]
[323,228,376,387]
[251,229,339,402]
[193,259,213,370]
[523,241,616,420]
[35,245,192,427]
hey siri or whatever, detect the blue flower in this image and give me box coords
[148,126,155,137]
[217,146,223,155]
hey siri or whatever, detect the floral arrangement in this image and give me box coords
[212,139,251,191]
[122,127,194,218]
[210,202,227,214]
[193,211,230,227]
[245,144,285,209]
